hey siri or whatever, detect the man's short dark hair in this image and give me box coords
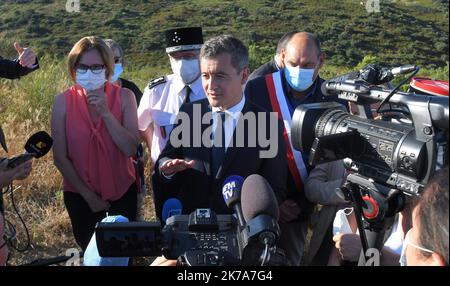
[276,31,322,56]
[200,35,248,72]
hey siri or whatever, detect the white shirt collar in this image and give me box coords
[173,74,202,97]
[189,76,203,98]
[211,94,246,121]
[274,55,280,69]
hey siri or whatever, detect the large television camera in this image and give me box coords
[95,175,288,266]
[291,64,448,264]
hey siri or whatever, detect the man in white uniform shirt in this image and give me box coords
[138,27,206,219]
[138,27,206,164]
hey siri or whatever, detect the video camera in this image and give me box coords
[95,174,288,266]
[291,64,448,263]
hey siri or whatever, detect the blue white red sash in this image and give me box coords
[265,71,308,191]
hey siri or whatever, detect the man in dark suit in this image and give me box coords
[153,35,287,217]
[244,32,347,265]
[248,31,298,81]
[0,42,39,79]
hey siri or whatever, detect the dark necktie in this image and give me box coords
[184,85,191,104]
[211,112,226,177]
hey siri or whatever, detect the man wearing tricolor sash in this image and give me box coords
[245,32,347,265]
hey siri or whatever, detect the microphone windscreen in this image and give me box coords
[162,198,182,222]
[241,174,279,222]
[222,175,244,208]
[25,131,53,158]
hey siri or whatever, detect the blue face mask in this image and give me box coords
[284,64,316,92]
[111,63,124,82]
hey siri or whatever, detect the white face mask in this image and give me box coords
[399,229,434,266]
[333,207,354,235]
[76,69,106,92]
[170,58,200,84]
[399,240,408,266]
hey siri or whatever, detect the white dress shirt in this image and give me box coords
[137,74,205,163]
[211,95,246,152]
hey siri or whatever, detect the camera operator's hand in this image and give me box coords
[86,88,109,117]
[150,256,177,266]
[0,158,33,188]
[12,160,32,180]
[81,191,111,213]
[279,199,301,223]
[332,233,361,262]
[160,159,195,177]
[14,42,38,68]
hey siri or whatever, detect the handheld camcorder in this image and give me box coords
[291,64,448,262]
[95,174,288,266]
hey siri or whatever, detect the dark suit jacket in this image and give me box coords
[0,57,39,79]
[244,71,348,218]
[152,98,287,219]
[248,58,279,82]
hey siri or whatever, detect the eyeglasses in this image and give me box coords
[76,64,105,74]
[404,229,434,254]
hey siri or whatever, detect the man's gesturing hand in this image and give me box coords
[160,159,195,176]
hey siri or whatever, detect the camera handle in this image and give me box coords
[340,173,401,266]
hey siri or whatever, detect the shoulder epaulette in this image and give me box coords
[147,76,167,89]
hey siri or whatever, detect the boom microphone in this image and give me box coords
[240,174,282,265]
[241,174,280,247]
[241,174,279,222]
[7,131,53,168]
[222,175,245,228]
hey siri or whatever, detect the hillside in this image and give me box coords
[0,0,449,71]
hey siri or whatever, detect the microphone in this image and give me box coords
[321,64,418,96]
[241,174,280,247]
[161,198,182,223]
[390,64,417,77]
[7,131,53,168]
[222,175,245,228]
[360,64,417,85]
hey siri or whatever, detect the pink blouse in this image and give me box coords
[63,83,135,201]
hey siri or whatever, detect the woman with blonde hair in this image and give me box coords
[51,36,139,251]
